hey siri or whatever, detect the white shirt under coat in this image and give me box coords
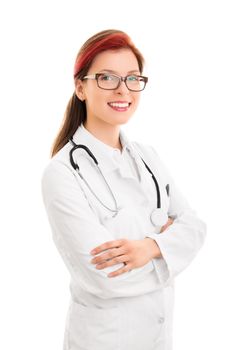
[41,123,206,350]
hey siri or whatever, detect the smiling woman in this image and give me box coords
[74,48,143,131]
[41,29,206,350]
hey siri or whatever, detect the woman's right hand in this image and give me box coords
[160,217,174,233]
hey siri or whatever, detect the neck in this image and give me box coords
[83,120,123,151]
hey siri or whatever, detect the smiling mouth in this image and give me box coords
[107,102,131,111]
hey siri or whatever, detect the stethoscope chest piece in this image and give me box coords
[150,208,168,227]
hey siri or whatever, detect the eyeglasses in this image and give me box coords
[82,73,148,92]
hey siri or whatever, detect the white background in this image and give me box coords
[0,0,232,349]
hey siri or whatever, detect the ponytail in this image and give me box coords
[51,93,86,157]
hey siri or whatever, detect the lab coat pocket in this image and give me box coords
[68,300,120,350]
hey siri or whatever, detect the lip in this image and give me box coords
[107,101,131,112]
[108,101,131,104]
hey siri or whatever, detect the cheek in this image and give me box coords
[85,91,109,116]
[87,85,108,103]
[85,87,102,105]
[132,94,140,109]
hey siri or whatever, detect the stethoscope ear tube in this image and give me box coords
[70,145,79,170]
[69,138,98,170]
[140,158,169,228]
[69,138,119,215]
[140,158,161,208]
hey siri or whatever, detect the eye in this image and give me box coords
[127,75,140,81]
[99,74,116,81]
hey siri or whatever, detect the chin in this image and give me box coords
[107,113,134,126]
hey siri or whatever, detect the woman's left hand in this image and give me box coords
[90,217,174,278]
[90,238,161,278]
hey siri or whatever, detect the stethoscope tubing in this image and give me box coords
[69,137,161,211]
[70,138,119,215]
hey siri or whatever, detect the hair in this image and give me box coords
[51,29,145,157]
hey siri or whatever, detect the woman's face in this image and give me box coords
[75,49,142,128]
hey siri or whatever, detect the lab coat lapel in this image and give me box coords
[126,143,160,207]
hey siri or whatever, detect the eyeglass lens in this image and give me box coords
[97,74,146,91]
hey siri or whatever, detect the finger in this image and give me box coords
[95,254,129,269]
[91,247,126,264]
[107,263,132,278]
[90,239,126,255]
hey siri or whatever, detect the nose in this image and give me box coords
[115,78,130,95]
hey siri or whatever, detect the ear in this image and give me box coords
[75,79,86,101]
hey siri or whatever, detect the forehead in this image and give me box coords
[88,49,140,74]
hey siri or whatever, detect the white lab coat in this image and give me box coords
[41,124,206,350]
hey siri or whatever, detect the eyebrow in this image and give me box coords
[99,69,140,74]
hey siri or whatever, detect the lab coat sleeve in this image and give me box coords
[41,160,163,300]
[144,146,207,284]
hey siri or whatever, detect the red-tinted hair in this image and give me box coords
[74,30,144,79]
[51,29,144,157]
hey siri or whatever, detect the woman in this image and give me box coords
[41,29,206,350]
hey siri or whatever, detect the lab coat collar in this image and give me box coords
[72,123,132,173]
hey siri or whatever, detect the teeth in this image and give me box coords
[109,102,130,108]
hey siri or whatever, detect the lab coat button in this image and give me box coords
[113,149,121,154]
[158,316,165,324]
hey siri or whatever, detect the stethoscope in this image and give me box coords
[69,138,169,228]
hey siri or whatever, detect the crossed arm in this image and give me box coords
[42,160,206,299]
[90,218,174,278]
